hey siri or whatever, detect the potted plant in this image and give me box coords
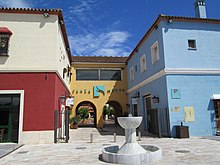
[77,107,89,124]
[70,116,81,129]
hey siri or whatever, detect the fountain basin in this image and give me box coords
[117,117,142,129]
[102,144,162,165]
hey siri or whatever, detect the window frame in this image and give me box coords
[140,54,147,74]
[188,39,197,50]
[129,66,134,81]
[151,41,159,64]
[0,34,10,56]
[76,68,122,81]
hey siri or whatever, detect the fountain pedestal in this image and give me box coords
[117,117,146,154]
[102,116,162,164]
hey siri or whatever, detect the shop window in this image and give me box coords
[151,41,159,64]
[76,69,99,80]
[0,27,13,56]
[100,70,121,81]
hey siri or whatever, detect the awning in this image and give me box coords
[211,94,220,100]
[0,27,13,35]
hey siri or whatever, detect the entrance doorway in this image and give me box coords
[213,100,220,135]
[76,101,97,127]
[0,94,20,143]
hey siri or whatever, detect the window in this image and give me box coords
[140,54,147,73]
[130,66,134,81]
[151,41,159,64]
[76,69,99,80]
[188,39,196,49]
[0,27,12,56]
[100,70,121,80]
[76,69,122,81]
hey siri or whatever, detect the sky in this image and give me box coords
[0,0,220,57]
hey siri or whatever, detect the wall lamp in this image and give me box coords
[59,96,66,104]
[43,12,49,18]
[132,91,140,98]
[152,95,159,103]
[168,19,173,24]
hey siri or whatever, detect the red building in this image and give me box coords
[0,8,71,144]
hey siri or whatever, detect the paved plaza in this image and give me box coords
[0,127,220,165]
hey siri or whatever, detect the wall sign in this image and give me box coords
[131,98,138,105]
[184,106,195,122]
[94,86,105,97]
[171,89,181,99]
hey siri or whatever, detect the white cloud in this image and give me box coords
[0,0,32,8]
[69,31,132,57]
[69,0,100,23]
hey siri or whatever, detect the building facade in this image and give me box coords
[0,8,71,144]
[126,1,220,137]
[70,56,128,128]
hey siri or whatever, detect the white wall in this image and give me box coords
[0,13,70,89]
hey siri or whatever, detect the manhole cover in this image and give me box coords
[175,150,190,153]
[102,144,111,146]
[75,147,87,150]
[17,151,28,154]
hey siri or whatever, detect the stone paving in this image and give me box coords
[0,127,220,165]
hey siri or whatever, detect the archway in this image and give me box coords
[75,101,97,127]
[103,101,122,126]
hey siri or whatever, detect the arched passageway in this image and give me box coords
[75,101,97,127]
[103,101,122,126]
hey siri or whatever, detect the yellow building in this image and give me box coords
[71,56,128,128]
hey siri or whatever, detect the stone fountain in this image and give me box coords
[102,116,162,164]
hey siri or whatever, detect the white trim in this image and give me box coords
[164,68,220,74]
[127,68,220,94]
[0,90,24,145]
[127,70,165,93]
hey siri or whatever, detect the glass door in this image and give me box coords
[0,94,20,143]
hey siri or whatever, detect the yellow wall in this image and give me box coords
[70,63,128,128]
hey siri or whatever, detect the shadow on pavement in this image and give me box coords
[0,143,23,159]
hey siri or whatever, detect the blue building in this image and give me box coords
[126,0,220,137]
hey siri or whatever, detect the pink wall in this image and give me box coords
[0,73,69,131]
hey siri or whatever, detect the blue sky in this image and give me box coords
[0,0,220,57]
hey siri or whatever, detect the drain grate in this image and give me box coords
[75,147,87,150]
[175,150,190,153]
[17,151,28,154]
[102,144,111,146]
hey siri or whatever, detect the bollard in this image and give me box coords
[113,133,116,142]
[90,133,93,143]
[138,131,141,141]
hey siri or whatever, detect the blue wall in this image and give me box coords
[127,24,165,90]
[166,75,218,136]
[127,18,220,137]
[162,21,220,69]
